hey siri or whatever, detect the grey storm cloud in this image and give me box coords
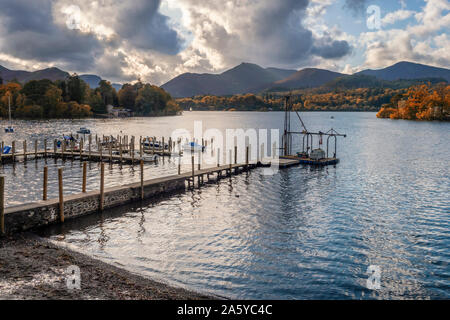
[180,0,352,67]
[0,0,183,74]
[114,0,183,54]
[0,0,102,70]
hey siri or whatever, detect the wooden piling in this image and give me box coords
[178,157,181,175]
[246,146,249,169]
[140,160,144,200]
[100,162,105,211]
[0,176,4,235]
[11,141,15,162]
[88,135,92,160]
[217,148,220,167]
[82,162,87,193]
[79,139,83,159]
[234,146,237,164]
[198,150,201,170]
[23,140,27,161]
[58,168,64,222]
[43,166,48,201]
[191,156,195,186]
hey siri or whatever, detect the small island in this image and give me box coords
[377,83,449,121]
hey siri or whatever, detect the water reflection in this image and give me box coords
[26,113,450,299]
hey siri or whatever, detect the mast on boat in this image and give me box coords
[5,94,14,133]
[8,95,11,123]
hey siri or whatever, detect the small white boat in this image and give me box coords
[182,142,205,152]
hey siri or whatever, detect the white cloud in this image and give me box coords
[359,0,450,70]
[381,9,415,26]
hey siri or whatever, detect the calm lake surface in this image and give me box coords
[3,112,449,299]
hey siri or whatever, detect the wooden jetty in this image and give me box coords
[0,149,259,235]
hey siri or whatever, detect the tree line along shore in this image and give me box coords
[0,74,182,119]
[176,82,449,120]
[0,74,448,121]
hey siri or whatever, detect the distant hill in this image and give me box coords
[0,65,123,91]
[269,68,343,90]
[0,65,69,83]
[79,74,123,91]
[357,61,450,82]
[163,61,450,97]
[323,74,448,90]
[79,74,102,88]
[161,62,297,97]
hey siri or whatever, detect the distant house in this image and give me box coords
[106,105,133,117]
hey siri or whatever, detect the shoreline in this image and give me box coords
[0,233,216,300]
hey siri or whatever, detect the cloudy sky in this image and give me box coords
[0,0,448,85]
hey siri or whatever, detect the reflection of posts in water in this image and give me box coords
[23,140,27,162]
[43,166,48,201]
[99,162,105,211]
[140,160,144,200]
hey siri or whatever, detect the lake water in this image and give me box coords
[3,112,449,299]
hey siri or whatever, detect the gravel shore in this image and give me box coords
[0,233,214,300]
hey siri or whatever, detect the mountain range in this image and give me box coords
[0,65,122,91]
[1,61,449,97]
[162,61,450,97]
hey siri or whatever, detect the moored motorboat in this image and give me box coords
[77,127,91,134]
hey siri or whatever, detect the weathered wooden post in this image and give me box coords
[261,143,265,162]
[11,141,15,163]
[234,146,237,164]
[23,140,27,161]
[162,137,165,154]
[82,162,87,193]
[43,166,48,201]
[152,137,155,154]
[109,143,113,163]
[58,168,64,222]
[11,141,16,163]
[0,176,4,235]
[119,142,123,163]
[79,139,83,159]
[246,146,249,169]
[178,157,181,175]
[100,162,105,211]
[217,148,220,167]
[198,150,201,170]
[140,160,144,200]
[99,144,103,161]
[88,135,92,160]
[229,150,232,174]
[54,139,57,156]
[191,155,195,187]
